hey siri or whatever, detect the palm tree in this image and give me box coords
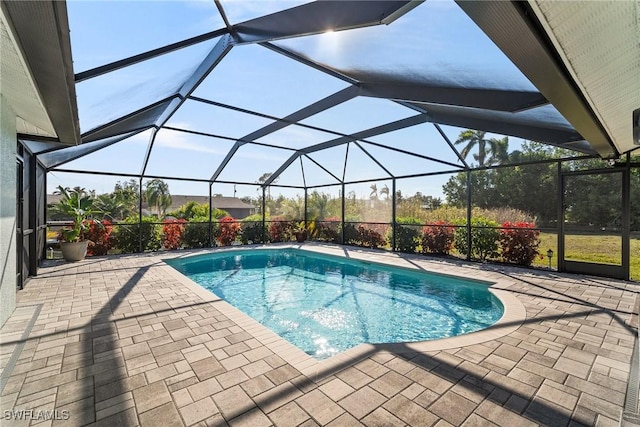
[486,136,509,165]
[257,172,278,201]
[455,130,510,166]
[380,184,390,200]
[111,179,139,218]
[144,179,172,218]
[308,191,331,220]
[280,196,305,220]
[94,193,125,221]
[49,186,92,220]
[369,184,378,200]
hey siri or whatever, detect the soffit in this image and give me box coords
[529,0,640,155]
[0,7,55,137]
[2,1,80,145]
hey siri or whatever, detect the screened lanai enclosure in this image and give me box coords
[14,0,640,287]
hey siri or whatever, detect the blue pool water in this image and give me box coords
[166,249,503,360]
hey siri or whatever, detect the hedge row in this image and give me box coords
[339,218,541,266]
[78,216,302,254]
[78,216,541,266]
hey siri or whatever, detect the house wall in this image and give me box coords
[225,208,254,219]
[0,95,17,327]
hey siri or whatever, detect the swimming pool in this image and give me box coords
[166,248,503,360]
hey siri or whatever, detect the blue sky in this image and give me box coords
[48,0,530,202]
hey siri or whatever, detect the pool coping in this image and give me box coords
[160,243,527,380]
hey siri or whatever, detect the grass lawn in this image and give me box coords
[533,232,640,280]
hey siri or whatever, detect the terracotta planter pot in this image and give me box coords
[60,241,89,262]
[294,231,307,243]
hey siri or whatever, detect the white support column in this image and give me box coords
[0,94,17,327]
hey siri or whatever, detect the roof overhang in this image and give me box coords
[458,0,639,158]
[2,0,80,145]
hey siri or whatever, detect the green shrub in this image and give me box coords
[358,225,387,249]
[243,214,263,222]
[499,221,541,266]
[315,217,340,243]
[240,220,265,244]
[453,217,499,261]
[393,217,421,253]
[114,216,161,253]
[183,216,215,249]
[168,201,228,220]
[421,221,455,255]
[341,223,387,248]
[183,223,209,248]
[340,222,358,245]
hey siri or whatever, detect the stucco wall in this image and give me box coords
[0,95,16,327]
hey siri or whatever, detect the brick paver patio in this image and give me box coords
[1,244,638,426]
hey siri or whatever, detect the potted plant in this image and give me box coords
[293,222,308,243]
[54,186,102,262]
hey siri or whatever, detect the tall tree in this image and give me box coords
[144,179,172,217]
[380,184,390,200]
[111,179,140,219]
[94,193,125,221]
[442,142,560,225]
[369,184,378,200]
[486,136,509,165]
[280,196,305,220]
[257,172,279,214]
[455,129,510,166]
[308,191,332,220]
[257,172,278,199]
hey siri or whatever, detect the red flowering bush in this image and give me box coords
[499,221,540,266]
[162,218,187,250]
[357,225,387,249]
[218,216,241,246]
[421,221,455,255]
[316,216,340,242]
[83,219,113,256]
[268,216,296,242]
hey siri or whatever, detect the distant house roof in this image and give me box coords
[46,194,65,205]
[167,195,256,211]
[46,194,256,211]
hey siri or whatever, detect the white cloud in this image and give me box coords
[235,146,287,162]
[155,129,228,155]
[258,125,333,148]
